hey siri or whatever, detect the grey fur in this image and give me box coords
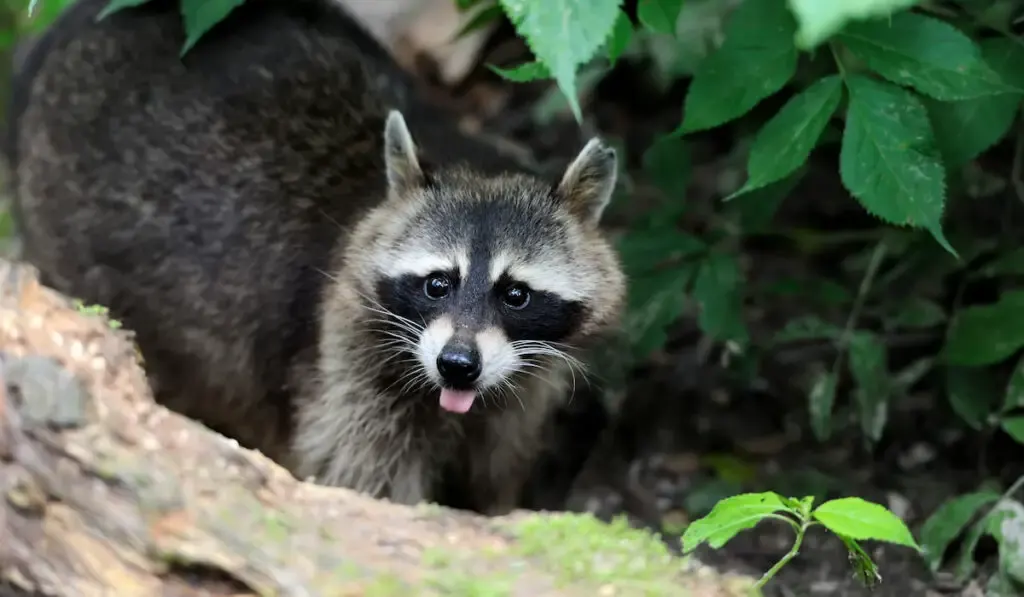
[5,0,626,515]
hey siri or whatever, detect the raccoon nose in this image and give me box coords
[436,345,482,388]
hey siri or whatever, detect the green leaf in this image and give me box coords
[26,0,75,31]
[726,167,804,233]
[642,134,690,201]
[489,61,551,82]
[813,497,921,550]
[849,331,890,442]
[681,492,789,552]
[1004,355,1024,413]
[955,509,991,580]
[605,10,633,66]
[945,366,1001,430]
[944,291,1024,367]
[773,315,842,344]
[180,0,247,54]
[925,38,1024,166]
[764,275,852,307]
[918,490,1001,571]
[624,266,694,359]
[808,369,838,442]
[678,0,798,134]
[499,0,622,121]
[840,75,954,256]
[636,0,683,35]
[732,75,843,198]
[617,229,706,275]
[97,0,151,19]
[787,0,921,49]
[454,3,505,40]
[885,298,947,330]
[983,36,1024,90]
[928,91,1018,167]
[987,571,1020,597]
[986,499,1024,584]
[692,252,748,344]
[974,248,1024,279]
[892,357,934,393]
[1001,416,1024,444]
[838,12,1018,101]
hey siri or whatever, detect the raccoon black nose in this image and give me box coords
[436,345,482,387]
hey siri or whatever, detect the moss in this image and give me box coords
[502,511,693,596]
[421,547,514,596]
[261,510,293,542]
[72,298,123,328]
[363,573,410,597]
[425,571,514,596]
[405,510,743,596]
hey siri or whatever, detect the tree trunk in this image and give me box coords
[0,258,756,596]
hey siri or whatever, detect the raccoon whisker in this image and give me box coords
[510,343,591,391]
[375,342,420,365]
[313,266,339,282]
[515,340,613,387]
[511,341,588,373]
[377,336,416,350]
[354,292,427,334]
[376,348,417,369]
[511,338,581,353]
[362,315,424,338]
[493,377,525,411]
[511,364,571,400]
[374,330,421,350]
[361,309,424,334]
[393,367,432,397]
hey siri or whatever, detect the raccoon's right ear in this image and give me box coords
[556,138,618,226]
[383,110,425,195]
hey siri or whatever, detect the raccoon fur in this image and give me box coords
[5,0,626,514]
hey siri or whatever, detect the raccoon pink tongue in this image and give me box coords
[439,389,476,414]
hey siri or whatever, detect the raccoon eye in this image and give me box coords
[423,272,452,300]
[502,283,531,310]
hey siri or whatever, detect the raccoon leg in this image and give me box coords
[518,381,611,511]
[291,386,433,505]
[462,405,554,515]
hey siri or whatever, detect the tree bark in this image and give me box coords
[0,258,756,596]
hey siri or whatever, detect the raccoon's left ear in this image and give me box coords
[556,138,618,225]
[383,110,425,196]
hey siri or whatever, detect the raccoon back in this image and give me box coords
[6,0,416,455]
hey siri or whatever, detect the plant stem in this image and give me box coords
[999,474,1024,503]
[828,42,847,78]
[752,519,810,591]
[826,240,888,419]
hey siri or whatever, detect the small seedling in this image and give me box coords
[681,491,921,592]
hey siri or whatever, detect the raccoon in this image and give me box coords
[5,0,626,514]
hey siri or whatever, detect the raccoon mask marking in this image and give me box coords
[360,111,623,414]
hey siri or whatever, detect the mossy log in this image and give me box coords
[0,257,757,597]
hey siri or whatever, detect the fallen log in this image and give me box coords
[0,257,757,596]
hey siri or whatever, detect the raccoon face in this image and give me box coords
[354,111,625,414]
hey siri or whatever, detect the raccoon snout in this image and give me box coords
[436,343,482,389]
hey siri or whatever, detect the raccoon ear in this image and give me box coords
[383,110,424,195]
[556,138,618,225]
